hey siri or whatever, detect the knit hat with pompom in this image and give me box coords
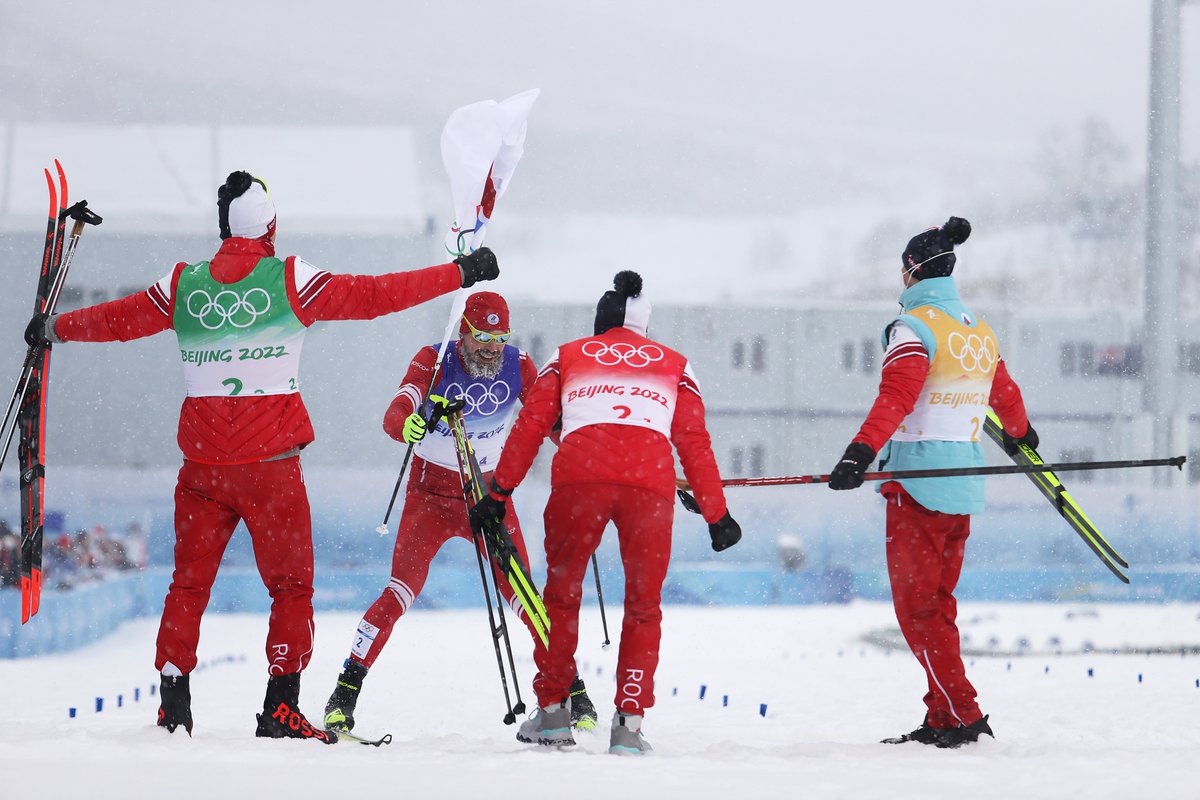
[594,271,651,336]
[217,171,276,240]
[902,216,971,280]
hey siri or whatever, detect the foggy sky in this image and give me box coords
[2,0,1197,222]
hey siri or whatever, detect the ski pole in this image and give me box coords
[449,407,527,724]
[676,456,1186,493]
[591,554,611,648]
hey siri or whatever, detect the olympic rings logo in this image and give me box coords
[580,341,664,368]
[185,288,272,330]
[947,331,996,374]
[444,380,513,416]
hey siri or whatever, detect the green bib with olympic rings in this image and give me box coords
[173,257,305,398]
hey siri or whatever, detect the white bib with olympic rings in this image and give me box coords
[557,330,689,439]
[172,257,305,398]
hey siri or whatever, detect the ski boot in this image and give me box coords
[609,711,652,755]
[516,698,575,747]
[935,715,994,749]
[569,675,598,731]
[324,659,368,733]
[254,672,337,744]
[156,673,193,736]
[881,717,941,745]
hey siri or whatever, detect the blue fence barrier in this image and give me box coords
[3,560,1200,659]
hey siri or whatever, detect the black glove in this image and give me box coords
[469,485,508,531]
[24,313,53,348]
[828,442,876,491]
[455,247,499,288]
[1002,423,1039,456]
[708,512,742,552]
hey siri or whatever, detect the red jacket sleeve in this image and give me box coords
[852,351,929,454]
[493,359,562,493]
[54,286,173,343]
[516,351,538,405]
[382,345,441,443]
[671,377,728,524]
[988,358,1030,437]
[295,263,460,326]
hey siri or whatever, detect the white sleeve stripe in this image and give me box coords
[884,343,927,359]
[537,362,559,378]
[681,382,703,399]
[147,285,169,316]
[299,273,333,308]
[882,350,928,369]
[394,385,423,407]
[298,269,331,295]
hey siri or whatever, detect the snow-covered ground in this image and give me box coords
[1,603,1197,799]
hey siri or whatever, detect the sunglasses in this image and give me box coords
[462,315,512,344]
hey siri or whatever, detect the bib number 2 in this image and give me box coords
[221,376,297,396]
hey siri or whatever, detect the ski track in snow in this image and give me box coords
[1,603,1196,799]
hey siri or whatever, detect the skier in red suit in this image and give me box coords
[470,271,742,754]
[23,171,500,742]
[827,217,1035,749]
[321,291,597,734]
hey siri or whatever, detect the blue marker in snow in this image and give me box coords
[699,685,707,700]
[759,703,767,718]
[95,697,104,713]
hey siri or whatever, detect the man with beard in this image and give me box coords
[323,291,597,733]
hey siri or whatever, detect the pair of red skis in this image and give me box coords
[0,162,102,623]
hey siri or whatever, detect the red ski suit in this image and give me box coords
[492,326,728,714]
[853,333,1030,729]
[347,342,541,668]
[53,237,460,676]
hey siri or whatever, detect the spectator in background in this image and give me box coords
[0,520,20,588]
[44,533,78,590]
[124,522,149,570]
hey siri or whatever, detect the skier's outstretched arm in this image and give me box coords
[53,283,174,343]
[295,248,497,325]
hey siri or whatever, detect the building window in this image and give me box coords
[1077,343,1094,377]
[731,447,744,475]
[841,341,855,372]
[58,286,83,312]
[732,340,745,369]
[1190,449,1200,485]
[528,333,545,364]
[750,336,766,372]
[749,444,766,475]
[1060,343,1076,376]
[1059,447,1096,483]
[1181,343,1200,376]
[860,338,875,374]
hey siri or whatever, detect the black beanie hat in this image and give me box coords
[901,216,972,280]
[594,271,646,335]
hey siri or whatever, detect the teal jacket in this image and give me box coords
[876,277,988,515]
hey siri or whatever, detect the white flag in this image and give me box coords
[440,88,540,257]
